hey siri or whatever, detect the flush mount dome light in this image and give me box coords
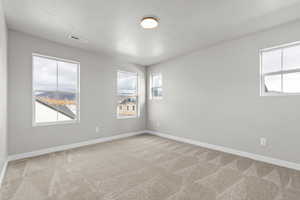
[141,17,159,29]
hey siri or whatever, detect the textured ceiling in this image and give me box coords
[4,0,300,66]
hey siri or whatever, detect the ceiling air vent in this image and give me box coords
[70,35,79,40]
[68,34,88,43]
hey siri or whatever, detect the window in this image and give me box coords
[150,72,163,99]
[117,71,138,118]
[33,54,80,126]
[260,42,300,96]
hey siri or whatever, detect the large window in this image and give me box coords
[33,54,80,126]
[117,71,138,118]
[150,72,163,99]
[261,42,300,96]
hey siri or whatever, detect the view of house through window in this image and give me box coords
[117,71,138,118]
[261,42,300,95]
[151,72,162,98]
[33,55,79,125]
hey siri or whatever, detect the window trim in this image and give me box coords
[32,53,80,127]
[150,72,163,100]
[260,41,300,96]
[117,70,139,119]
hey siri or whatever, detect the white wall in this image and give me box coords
[0,0,7,172]
[8,30,146,155]
[147,20,300,164]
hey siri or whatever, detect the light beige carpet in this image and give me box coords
[0,134,300,200]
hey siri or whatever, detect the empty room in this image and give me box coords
[1,0,300,199]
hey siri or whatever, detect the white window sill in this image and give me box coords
[150,97,163,100]
[261,92,300,96]
[117,116,138,120]
[33,120,79,127]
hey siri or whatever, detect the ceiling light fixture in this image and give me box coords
[141,17,159,29]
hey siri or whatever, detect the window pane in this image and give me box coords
[152,74,162,87]
[264,74,281,93]
[57,61,78,121]
[117,71,138,118]
[33,56,57,91]
[33,56,59,123]
[152,87,162,97]
[118,71,137,96]
[261,50,281,74]
[34,91,58,123]
[151,73,162,98]
[283,45,300,71]
[283,72,300,93]
[117,96,137,117]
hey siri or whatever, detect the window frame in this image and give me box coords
[150,72,163,100]
[32,53,80,127]
[260,41,300,96]
[117,70,139,119]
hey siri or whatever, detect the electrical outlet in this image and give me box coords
[96,126,100,133]
[260,138,267,146]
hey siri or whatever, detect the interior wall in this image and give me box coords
[147,20,300,164]
[8,30,146,155]
[0,0,7,172]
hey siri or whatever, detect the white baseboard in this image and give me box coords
[5,129,300,175]
[8,130,146,162]
[147,130,300,171]
[0,159,8,188]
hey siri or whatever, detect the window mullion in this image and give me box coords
[281,49,284,93]
[56,61,59,121]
